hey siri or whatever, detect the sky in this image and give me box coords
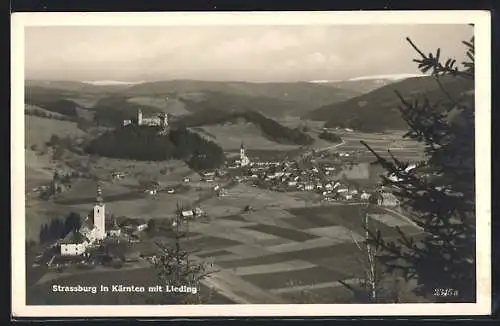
[25,24,473,82]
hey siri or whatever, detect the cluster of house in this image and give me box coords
[222,147,402,207]
[178,207,206,221]
[57,185,153,256]
[111,171,126,180]
[247,165,373,202]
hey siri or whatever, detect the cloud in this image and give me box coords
[25,24,473,82]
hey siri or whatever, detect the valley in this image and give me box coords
[23,76,440,305]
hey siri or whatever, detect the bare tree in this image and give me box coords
[339,204,383,303]
[150,202,218,304]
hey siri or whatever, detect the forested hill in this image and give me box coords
[304,75,474,132]
[175,109,315,146]
[177,91,306,118]
[91,96,161,127]
[121,80,358,109]
[85,125,226,171]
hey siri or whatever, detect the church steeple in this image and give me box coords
[137,108,143,126]
[96,183,103,205]
[93,181,106,240]
[239,142,250,167]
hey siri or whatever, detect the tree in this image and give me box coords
[361,34,476,302]
[339,204,386,303]
[52,146,65,161]
[147,219,157,234]
[149,202,217,304]
[47,134,60,147]
[39,224,49,244]
[64,212,82,233]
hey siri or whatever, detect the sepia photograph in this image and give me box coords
[11,11,491,317]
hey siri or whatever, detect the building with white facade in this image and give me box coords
[59,232,89,256]
[239,143,250,167]
[137,109,169,131]
[59,184,107,256]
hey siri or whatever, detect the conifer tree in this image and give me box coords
[362,33,476,302]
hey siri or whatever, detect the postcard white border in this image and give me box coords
[11,10,491,317]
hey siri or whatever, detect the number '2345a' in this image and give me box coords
[433,288,459,297]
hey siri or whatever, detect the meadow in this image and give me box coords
[193,122,302,151]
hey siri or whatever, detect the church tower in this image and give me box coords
[240,142,245,158]
[161,112,169,129]
[137,109,143,126]
[93,183,106,240]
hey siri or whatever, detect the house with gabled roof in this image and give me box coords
[59,183,107,256]
[60,231,90,256]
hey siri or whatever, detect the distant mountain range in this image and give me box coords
[118,79,358,110]
[26,74,469,134]
[26,80,133,94]
[82,80,145,86]
[304,75,474,132]
[25,79,361,119]
[309,73,427,94]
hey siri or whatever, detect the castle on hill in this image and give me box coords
[59,184,107,256]
[123,109,169,133]
[137,108,169,128]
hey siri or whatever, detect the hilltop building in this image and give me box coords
[137,108,169,129]
[59,184,107,256]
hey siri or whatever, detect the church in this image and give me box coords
[59,184,107,256]
[239,143,250,167]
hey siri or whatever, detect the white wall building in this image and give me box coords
[137,109,169,129]
[60,232,90,256]
[59,184,107,256]
[360,191,371,201]
[240,143,250,167]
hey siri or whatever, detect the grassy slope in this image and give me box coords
[176,109,314,146]
[25,104,68,119]
[25,115,86,149]
[191,123,301,151]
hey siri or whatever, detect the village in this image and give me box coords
[210,142,403,207]
[29,138,406,273]
[20,20,477,309]
[24,108,425,306]
[31,135,409,272]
